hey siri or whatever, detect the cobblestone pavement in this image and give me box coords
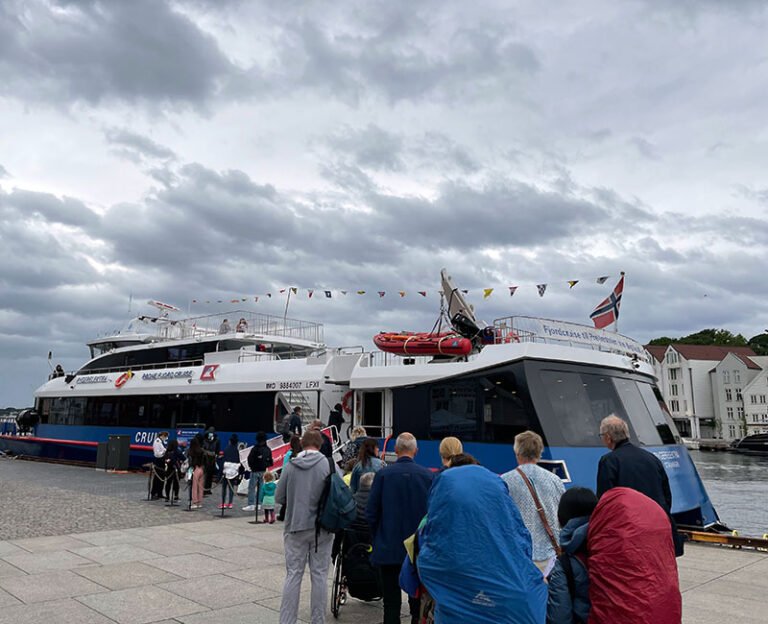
[2,459,767,623]
[0,458,256,540]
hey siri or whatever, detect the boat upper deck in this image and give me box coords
[89,310,325,348]
[362,316,651,368]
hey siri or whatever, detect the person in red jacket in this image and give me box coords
[587,487,682,624]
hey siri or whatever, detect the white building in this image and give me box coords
[742,357,768,435]
[645,344,760,442]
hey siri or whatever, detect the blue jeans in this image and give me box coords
[248,471,265,507]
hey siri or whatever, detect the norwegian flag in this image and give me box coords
[590,274,624,329]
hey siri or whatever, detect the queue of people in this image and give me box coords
[143,410,683,624]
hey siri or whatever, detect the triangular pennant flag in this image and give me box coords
[596,276,609,284]
[325,291,332,298]
[192,299,197,303]
[340,290,348,295]
[308,289,314,298]
[483,288,494,299]
[266,293,272,298]
[254,296,259,302]
[357,290,366,295]
[217,300,222,303]
[230,298,239,303]
[378,291,386,298]
[462,289,469,294]
[537,284,547,297]
[290,287,297,295]
[567,280,579,289]
[241,298,247,302]
[418,291,427,297]
[399,291,406,297]
[279,289,286,294]
[508,286,517,297]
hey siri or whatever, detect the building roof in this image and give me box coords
[667,344,761,369]
[645,345,667,362]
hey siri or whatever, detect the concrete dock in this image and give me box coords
[1,458,766,622]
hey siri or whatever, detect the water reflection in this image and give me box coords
[690,450,768,535]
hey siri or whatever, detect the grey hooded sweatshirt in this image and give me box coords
[275,450,332,533]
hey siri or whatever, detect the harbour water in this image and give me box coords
[690,450,768,536]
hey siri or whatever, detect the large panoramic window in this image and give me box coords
[392,363,544,444]
[39,392,276,433]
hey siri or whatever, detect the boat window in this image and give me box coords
[43,392,277,433]
[612,378,663,446]
[392,363,544,443]
[538,370,635,447]
[430,381,479,439]
[636,381,677,444]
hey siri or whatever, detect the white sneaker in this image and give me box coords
[242,505,256,511]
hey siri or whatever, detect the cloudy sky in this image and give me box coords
[1,0,768,407]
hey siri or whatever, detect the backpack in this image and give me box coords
[317,456,357,534]
[344,542,382,601]
[280,414,291,436]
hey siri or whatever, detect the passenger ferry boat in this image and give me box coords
[0,275,721,529]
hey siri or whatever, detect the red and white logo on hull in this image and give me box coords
[200,365,219,381]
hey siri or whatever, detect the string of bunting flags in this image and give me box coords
[190,274,616,304]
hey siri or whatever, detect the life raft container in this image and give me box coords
[373,332,473,356]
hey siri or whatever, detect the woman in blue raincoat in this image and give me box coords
[417,465,547,624]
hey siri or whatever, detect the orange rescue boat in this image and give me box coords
[373,332,473,356]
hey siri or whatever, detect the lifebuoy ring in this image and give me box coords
[342,391,353,415]
[115,371,133,388]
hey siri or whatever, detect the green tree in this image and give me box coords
[748,333,768,356]
[647,328,749,347]
[679,329,747,346]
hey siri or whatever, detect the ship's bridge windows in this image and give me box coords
[534,367,673,447]
[391,363,545,444]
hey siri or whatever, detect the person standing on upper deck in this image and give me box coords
[236,317,248,332]
[596,414,683,556]
[218,318,231,334]
[502,431,565,577]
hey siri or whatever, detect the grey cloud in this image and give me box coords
[0,187,98,229]
[412,133,479,174]
[0,0,234,107]
[105,128,175,161]
[629,137,661,160]
[326,125,404,172]
[231,8,540,104]
[735,184,768,206]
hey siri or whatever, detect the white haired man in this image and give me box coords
[366,432,433,624]
[597,414,682,556]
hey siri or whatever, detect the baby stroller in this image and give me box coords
[331,524,382,618]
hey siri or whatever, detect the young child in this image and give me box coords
[261,471,277,523]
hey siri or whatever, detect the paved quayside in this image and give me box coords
[0,458,766,622]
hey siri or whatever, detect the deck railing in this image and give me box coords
[99,310,324,345]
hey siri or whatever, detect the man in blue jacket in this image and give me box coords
[366,432,433,624]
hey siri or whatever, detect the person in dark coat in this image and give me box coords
[202,426,221,495]
[546,487,598,624]
[219,434,243,509]
[162,439,186,503]
[328,402,345,432]
[244,431,273,511]
[596,415,683,556]
[309,419,333,458]
[366,432,433,624]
